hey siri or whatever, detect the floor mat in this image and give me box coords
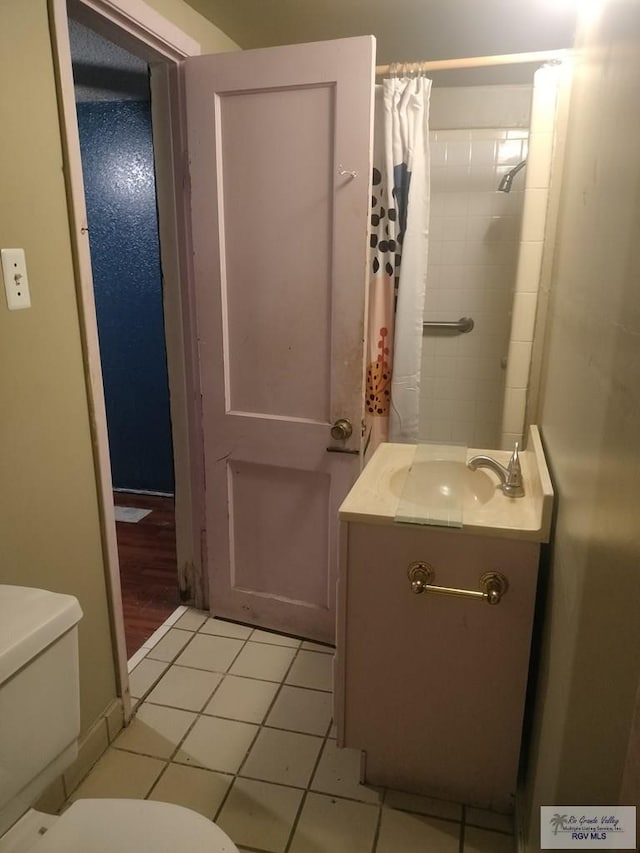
[114,505,152,523]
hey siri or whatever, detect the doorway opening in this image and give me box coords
[68,17,180,658]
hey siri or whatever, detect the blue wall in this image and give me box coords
[77,101,174,493]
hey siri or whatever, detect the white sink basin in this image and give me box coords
[389,460,495,506]
[338,426,554,542]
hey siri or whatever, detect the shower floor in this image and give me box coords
[114,492,179,657]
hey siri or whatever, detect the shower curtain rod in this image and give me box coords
[375,48,570,76]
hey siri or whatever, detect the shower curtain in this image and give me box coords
[365,74,431,458]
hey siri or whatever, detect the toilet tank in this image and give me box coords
[0,586,83,832]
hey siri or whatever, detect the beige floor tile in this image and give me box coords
[266,685,332,736]
[217,777,303,853]
[240,728,322,788]
[174,609,208,631]
[301,641,334,654]
[377,808,462,852]
[176,715,258,773]
[465,806,514,834]
[289,792,378,853]
[70,748,164,801]
[148,762,232,819]
[285,650,332,691]
[311,740,381,804]
[229,642,297,682]
[385,788,463,822]
[204,675,279,723]
[112,703,196,759]
[250,628,301,648]
[199,618,253,640]
[147,665,222,711]
[129,658,169,699]
[175,633,244,672]
[464,826,516,852]
[146,628,193,662]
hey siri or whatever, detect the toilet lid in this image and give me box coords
[34,799,238,853]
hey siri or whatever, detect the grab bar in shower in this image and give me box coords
[422,316,474,334]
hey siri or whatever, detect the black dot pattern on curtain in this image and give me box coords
[369,166,402,286]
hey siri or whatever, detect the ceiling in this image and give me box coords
[184,0,578,85]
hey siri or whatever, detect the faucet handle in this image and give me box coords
[505,441,525,497]
[509,441,520,471]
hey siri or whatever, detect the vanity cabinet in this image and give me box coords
[335,520,540,813]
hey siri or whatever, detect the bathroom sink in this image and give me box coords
[389,460,495,506]
[338,426,554,542]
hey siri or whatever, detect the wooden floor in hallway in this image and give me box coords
[114,492,180,657]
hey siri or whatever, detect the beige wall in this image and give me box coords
[523,1,640,848]
[145,0,237,52]
[0,0,234,735]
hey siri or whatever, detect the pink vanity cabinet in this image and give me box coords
[334,520,541,814]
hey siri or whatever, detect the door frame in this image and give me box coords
[48,0,206,719]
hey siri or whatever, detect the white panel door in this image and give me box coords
[184,37,374,642]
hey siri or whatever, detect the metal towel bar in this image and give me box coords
[422,316,474,334]
[407,562,508,606]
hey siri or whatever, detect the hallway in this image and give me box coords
[114,492,178,657]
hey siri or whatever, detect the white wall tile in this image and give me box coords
[497,138,525,166]
[510,292,538,342]
[504,340,533,389]
[530,65,560,133]
[474,423,501,448]
[502,388,527,435]
[420,124,528,447]
[491,188,524,216]
[469,165,498,191]
[441,241,468,266]
[520,188,549,241]
[443,193,469,217]
[525,132,553,189]
[467,192,494,216]
[429,165,448,192]
[450,421,476,444]
[441,216,467,240]
[470,139,497,162]
[514,241,544,292]
[430,140,446,166]
[445,140,471,166]
[500,431,522,451]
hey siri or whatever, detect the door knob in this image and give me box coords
[330,418,353,440]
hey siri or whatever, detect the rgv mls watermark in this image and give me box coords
[541,807,636,849]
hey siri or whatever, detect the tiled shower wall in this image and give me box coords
[419,128,528,448]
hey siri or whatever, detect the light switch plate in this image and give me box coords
[2,248,31,310]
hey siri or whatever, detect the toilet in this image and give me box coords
[0,585,239,853]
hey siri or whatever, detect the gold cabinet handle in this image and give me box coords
[407,562,508,606]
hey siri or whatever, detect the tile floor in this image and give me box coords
[69,608,516,853]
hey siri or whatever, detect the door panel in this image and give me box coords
[229,461,330,606]
[184,37,374,642]
[221,85,333,422]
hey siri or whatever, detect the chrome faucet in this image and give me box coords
[467,442,525,498]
